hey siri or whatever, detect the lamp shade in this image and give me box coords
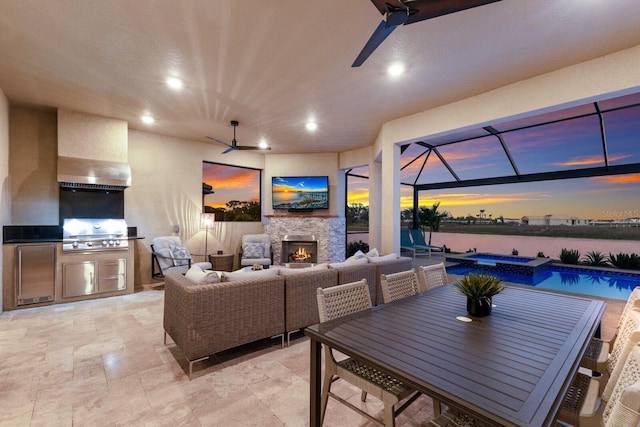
[200,213,215,229]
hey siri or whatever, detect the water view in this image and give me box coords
[447,264,639,301]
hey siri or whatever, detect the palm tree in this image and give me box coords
[417,202,449,245]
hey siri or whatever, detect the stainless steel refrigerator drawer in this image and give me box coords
[16,244,56,306]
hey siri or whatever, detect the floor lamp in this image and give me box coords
[200,213,216,257]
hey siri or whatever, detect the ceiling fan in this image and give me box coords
[352,0,502,67]
[206,120,270,154]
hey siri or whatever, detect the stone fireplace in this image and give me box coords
[281,235,318,264]
[265,215,346,265]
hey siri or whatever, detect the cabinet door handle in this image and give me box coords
[17,250,22,296]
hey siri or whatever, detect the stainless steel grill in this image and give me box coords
[62,218,128,252]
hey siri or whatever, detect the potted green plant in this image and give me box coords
[453,272,505,317]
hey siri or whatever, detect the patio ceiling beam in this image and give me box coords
[484,126,521,176]
[594,102,609,169]
[415,162,640,190]
[416,142,461,182]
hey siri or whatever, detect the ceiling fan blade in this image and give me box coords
[221,146,236,154]
[403,0,502,25]
[206,135,233,149]
[352,19,398,67]
[236,146,271,151]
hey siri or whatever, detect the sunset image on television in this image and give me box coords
[272,176,329,210]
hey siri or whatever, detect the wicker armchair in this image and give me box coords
[427,340,640,427]
[417,263,449,292]
[582,286,640,372]
[581,305,640,396]
[316,280,420,426]
[380,269,421,304]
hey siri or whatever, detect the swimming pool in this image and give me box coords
[467,253,533,264]
[447,264,640,301]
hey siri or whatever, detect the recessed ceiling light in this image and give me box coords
[258,139,269,149]
[306,121,318,132]
[387,62,405,77]
[166,77,183,90]
[141,114,154,124]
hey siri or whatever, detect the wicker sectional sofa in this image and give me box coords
[163,255,413,378]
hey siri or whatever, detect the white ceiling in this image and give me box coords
[1,0,639,154]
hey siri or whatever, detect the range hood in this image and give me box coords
[57,156,131,191]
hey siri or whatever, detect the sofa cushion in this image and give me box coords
[366,248,379,258]
[170,244,192,266]
[346,250,367,262]
[154,247,175,270]
[367,253,399,262]
[278,263,329,276]
[221,268,280,282]
[243,242,265,259]
[185,265,220,284]
[329,257,370,268]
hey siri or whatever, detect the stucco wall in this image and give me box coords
[9,108,58,224]
[0,89,9,312]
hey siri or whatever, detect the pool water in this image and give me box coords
[468,254,533,264]
[447,264,640,301]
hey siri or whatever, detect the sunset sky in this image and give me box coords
[205,95,640,220]
[203,162,260,209]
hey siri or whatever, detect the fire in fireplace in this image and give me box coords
[281,235,318,264]
[291,246,313,263]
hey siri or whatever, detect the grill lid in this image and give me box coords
[63,218,128,239]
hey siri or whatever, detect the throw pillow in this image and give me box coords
[346,250,366,263]
[367,253,399,263]
[185,266,220,285]
[221,268,279,282]
[243,242,265,259]
[154,247,174,270]
[329,258,369,268]
[170,245,192,266]
[366,248,379,258]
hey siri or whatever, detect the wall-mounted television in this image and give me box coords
[272,176,329,211]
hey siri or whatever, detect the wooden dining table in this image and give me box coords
[305,284,605,427]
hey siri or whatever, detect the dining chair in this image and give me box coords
[316,279,421,426]
[417,263,449,292]
[582,286,640,372]
[559,309,640,425]
[380,269,421,304]
[379,269,443,416]
[426,343,640,427]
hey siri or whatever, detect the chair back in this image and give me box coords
[417,263,448,292]
[152,236,184,270]
[242,234,272,258]
[400,229,413,247]
[603,309,640,401]
[316,279,372,322]
[410,229,428,246]
[607,307,640,375]
[240,234,272,266]
[618,287,640,332]
[602,344,640,426]
[381,269,420,304]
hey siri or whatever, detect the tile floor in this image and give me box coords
[0,256,625,426]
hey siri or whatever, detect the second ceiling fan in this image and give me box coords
[206,120,270,154]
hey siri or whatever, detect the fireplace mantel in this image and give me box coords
[264,216,346,264]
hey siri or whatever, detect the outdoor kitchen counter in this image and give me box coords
[2,224,141,243]
[3,226,142,311]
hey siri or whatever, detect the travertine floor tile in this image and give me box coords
[0,286,624,427]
